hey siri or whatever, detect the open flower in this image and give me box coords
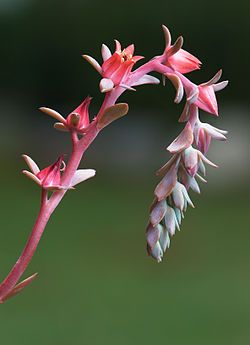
[162,25,201,74]
[83,41,159,93]
[194,70,228,115]
[22,155,96,190]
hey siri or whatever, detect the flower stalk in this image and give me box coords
[0,25,228,302]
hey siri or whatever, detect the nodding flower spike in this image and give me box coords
[162,26,201,74]
[23,155,65,190]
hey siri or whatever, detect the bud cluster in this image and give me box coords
[146,28,228,261]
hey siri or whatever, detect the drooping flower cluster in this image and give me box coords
[146,28,228,261]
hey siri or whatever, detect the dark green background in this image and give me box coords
[0,0,249,344]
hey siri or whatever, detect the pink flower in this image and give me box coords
[23,155,65,190]
[83,41,159,93]
[194,70,228,115]
[40,96,92,133]
[181,146,217,177]
[22,155,96,190]
[194,120,227,154]
[65,96,91,132]
[162,25,201,74]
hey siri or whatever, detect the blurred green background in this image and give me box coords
[0,0,249,344]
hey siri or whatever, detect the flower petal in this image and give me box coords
[99,78,114,93]
[101,44,112,61]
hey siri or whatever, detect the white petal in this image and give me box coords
[203,69,222,86]
[203,123,227,141]
[22,155,40,174]
[101,44,112,61]
[70,169,96,187]
[99,78,114,93]
[213,81,229,92]
[198,152,218,168]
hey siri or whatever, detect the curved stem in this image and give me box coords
[0,190,48,301]
[0,88,122,302]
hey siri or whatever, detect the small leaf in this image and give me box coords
[1,273,38,303]
[39,107,66,123]
[22,154,40,174]
[162,25,172,49]
[82,55,102,74]
[70,169,96,187]
[54,123,69,132]
[165,73,184,103]
[167,122,193,153]
[97,103,129,129]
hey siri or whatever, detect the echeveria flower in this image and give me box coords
[194,70,228,115]
[83,41,159,93]
[162,25,201,74]
[194,120,227,154]
[23,155,96,190]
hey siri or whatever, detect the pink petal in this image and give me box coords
[167,48,201,74]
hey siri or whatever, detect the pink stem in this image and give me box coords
[0,89,123,302]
